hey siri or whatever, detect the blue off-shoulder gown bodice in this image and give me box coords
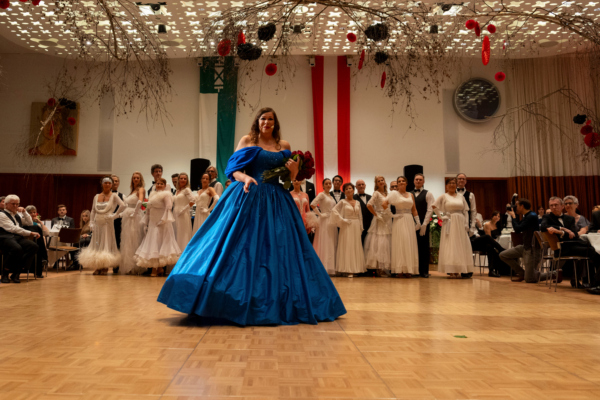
[158,147,346,325]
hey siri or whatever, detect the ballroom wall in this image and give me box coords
[0,52,509,197]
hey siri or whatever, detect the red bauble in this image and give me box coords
[358,49,365,70]
[67,117,76,126]
[347,32,357,42]
[237,31,246,46]
[487,24,496,33]
[482,35,490,66]
[47,98,56,107]
[265,63,277,76]
[0,0,8,8]
[586,119,592,125]
[581,125,593,135]
[217,39,231,56]
[32,0,40,4]
[465,20,476,30]
[584,132,600,148]
[474,23,481,37]
[380,71,386,88]
[19,0,27,2]
[494,71,506,81]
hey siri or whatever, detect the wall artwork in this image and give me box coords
[29,100,79,156]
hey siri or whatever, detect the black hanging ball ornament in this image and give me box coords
[573,114,587,124]
[374,51,388,65]
[365,23,389,41]
[258,23,277,41]
[237,43,262,61]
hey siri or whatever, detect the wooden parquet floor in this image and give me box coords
[2,271,600,400]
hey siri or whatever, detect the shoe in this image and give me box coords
[587,287,600,295]
[570,279,577,288]
[142,268,152,276]
[113,267,119,274]
[347,274,354,278]
[36,274,44,279]
[1,275,10,284]
[513,275,524,282]
[420,274,430,278]
[461,273,473,278]
[10,275,21,283]
[488,270,501,278]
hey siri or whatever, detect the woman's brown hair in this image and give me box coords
[249,107,281,148]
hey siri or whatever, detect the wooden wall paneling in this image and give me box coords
[465,178,509,221]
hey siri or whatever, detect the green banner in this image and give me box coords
[200,57,238,184]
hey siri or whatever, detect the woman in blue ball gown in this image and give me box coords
[158,107,346,325]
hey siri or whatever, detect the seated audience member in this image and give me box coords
[590,209,600,233]
[0,196,5,210]
[51,205,75,229]
[0,195,41,282]
[26,205,50,236]
[500,199,547,283]
[593,205,600,213]
[537,206,545,220]
[541,196,600,288]
[472,211,510,277]
[79,210,92,248]
[16,205,49,276]
[563,195,590,236]
[483,211,502,239]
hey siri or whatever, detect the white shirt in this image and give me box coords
[358,193,368,204]
[0,209,33,237]
[414,188,436,225]
[332,191,342,203]
[456,187,477,235]
[211,179,224,196]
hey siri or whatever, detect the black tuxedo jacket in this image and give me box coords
[354,193,373,231]
[288,181,316,204]
[329,190,345,204]
[590,210,600,233]
[51,216,75,229]
[541,213,578,241]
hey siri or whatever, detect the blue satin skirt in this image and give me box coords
[157,181,347,326]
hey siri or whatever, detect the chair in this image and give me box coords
[534,231,554,286]
[542,232,590,292]
[47,228,82,272]
[473,250,487,276]
[509,232,525,281]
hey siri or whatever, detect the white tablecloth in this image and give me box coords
[498,234,512,250]
[581,233,600,254]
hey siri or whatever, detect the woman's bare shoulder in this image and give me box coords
[279,140,291,150]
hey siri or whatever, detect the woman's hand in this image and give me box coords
[286,157,300,180]
[82,234,89,238]
[242,175,258,193]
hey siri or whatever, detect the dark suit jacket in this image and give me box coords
[51,216,75,229]
[329,190,345,204]
[590,210,600,233]
[288,181,316,204]
[354,193,373,231]
[541,213,578,241]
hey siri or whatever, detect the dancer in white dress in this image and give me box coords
[433,177,474,278]
[192,173,219,236]
[364,176,392,275]
[386,176,421,277]
[119,172,146,274]
[173,172,196,250]
[311,178,338,275]
[78,176,125,275]
[332,183,366,277]
[134,178,181,277]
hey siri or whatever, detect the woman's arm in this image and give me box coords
[483,221,492,237]
[137,187,145,202]
[233,171,258,193]
[159,194,173,225]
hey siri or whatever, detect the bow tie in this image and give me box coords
[152,181,156,184]
[414,189,422,193]
[59,218,65,220]
[457,188,465,192]
[334,190,341,193]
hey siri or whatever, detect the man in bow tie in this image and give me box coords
[51,205,75,229]
[455,173,479,278]
[329,175,345,204]
[389,180,398,192]
[353,180,372,245]
[412,174,435,278]
[148,164,172,196]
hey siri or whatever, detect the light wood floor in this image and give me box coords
[2,270,600,400]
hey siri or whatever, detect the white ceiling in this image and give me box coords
[0,0,593,58]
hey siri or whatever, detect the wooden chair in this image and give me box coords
[48,228,81,272]
[542,232,590,292]
[534,231,554,286]
[509,232,524,281]
[473,250,487,276]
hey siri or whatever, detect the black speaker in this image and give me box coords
[190,158,211,190]
[403,164,423,193]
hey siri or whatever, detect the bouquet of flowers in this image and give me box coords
[141,198,148,211]
[429,216,443,264]
[262,150,316,189]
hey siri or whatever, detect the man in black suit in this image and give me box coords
[541,196,600,287]
[412,174,435,278]
[111,175,124,273]
[330,175,345,204]
[51,205,75,229]
[590,210,600,233]
[353,179,372,246]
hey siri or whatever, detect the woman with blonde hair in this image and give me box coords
[363,175,392,276]
[119,172,146,274]
[173,172,196,250]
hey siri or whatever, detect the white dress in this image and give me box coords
[364,191,392,270]
[119,192,145,274]
[332,199,366,274]
[78,193,125,270]
[387,191,419,274]
[173,188,195,251]
[134,191,181,269]
[311,192,338,275]
[434,193,474,274]
[192,190,219,236]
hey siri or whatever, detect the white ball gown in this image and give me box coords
[119,192,146,274]
[134,190,181,269]
[311,192,338,275]
[363,191,392,270]
[386,191,419,274]
[173,188,195,251]
[332,198,366,274]
[78,193,125,270]
[434,193,474,274]
[192,190,219,236]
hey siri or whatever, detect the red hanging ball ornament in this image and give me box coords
[217,39,231,56]
[465,20,477,30]
[358,49,365,70]
[67,117,76,126]
[32,0,41,4]
[581,125,593,135]
[487,24,496,34]
[237,31,246,46]
[584,132,600,148]
[380,71,386,89]
[265,63,277,76]
[474,23,481,37]
[0,0,9,9]
[347,32,357,42]
[482,36,490,66]
[19,0,27,2]
[47,98,56,107]
[494,71,506,82]
[586,119,592,125]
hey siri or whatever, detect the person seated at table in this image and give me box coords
[25,206,50,237]
[537,206,545,221]
[590,209,600,233]
[473,210,511,277]
[51,205,75,229]
[541,196,600,288]
[483,211,502,239]
[563,196,590,236]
